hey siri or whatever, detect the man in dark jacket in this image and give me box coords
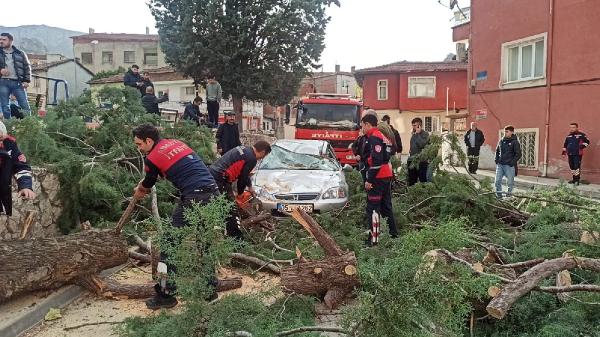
[464,121,485,174]
[132,124,220,310]
[382,115,403,155]
[495,125,522,198]
[209,141,271,238]
[141,87,168,114]
[123,65,144,95]
[182,96,203,125]
[216,111,241,155]
[351,133,369,182]
[361,114,397,245]
[139,71,154,97]
[562,122,590,185]
[0,33,32,119]
[0,120,35,215]
[407,118,430,186]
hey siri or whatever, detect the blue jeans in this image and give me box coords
[495,164,515,197]
[0,79,31,119]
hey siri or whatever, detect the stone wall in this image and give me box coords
[0,168,62,240]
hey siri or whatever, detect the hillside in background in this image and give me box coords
[0,25,83,57]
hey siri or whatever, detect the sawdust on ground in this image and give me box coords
[22,265,282,337]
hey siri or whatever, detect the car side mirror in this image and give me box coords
[342,164,354,172]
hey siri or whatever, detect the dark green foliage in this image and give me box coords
[148,0,339,121]
[90,66,127,81]
[120,197,319,337]
[5,86,217,233]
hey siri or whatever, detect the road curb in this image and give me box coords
[1,265,128,337]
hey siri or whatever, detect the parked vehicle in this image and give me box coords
[252,139,350,214]
[295,93,362,166]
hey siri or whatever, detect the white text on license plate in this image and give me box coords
[278,204,314,213]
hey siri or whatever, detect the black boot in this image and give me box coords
[146,284,178,310]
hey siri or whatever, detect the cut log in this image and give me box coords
[291,209,343,257]
[283,209,359,309]
[240,213,272,228]
[129,251,152,264]
[487,257,600,319]
[0,229,128,302]
[281,252,359,310]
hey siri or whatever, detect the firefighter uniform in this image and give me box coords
[0,136,33,215]
[140,138,219,303]
[364,127,398,244]
[563,131,590,184]
[209,146,258,238]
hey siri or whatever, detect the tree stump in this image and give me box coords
[281,209,359,309]
[0,229,128,302]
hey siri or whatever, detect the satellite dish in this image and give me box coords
[450,0,458,9]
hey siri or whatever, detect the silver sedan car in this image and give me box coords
[252,140,350,214]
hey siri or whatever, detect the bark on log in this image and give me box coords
[281,252,359,309]
[0,230,128,302]
[284,209,359,309]
[129,251,152,264]
[291,209,343,257]
[487,257,600,319]
[240,214,271,228]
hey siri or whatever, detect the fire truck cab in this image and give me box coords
[294,93,362,166]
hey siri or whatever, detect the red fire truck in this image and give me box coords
[294,93,363,166]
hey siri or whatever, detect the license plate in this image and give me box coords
[277,203,314,213]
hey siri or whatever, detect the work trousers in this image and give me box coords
[366,178,398,241]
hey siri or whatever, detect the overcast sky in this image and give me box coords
[4,0,469,71]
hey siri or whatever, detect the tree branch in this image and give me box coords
[537,284,600,293]
[230,253,281,274]
[276,326,348,336]
[511,194,598,212]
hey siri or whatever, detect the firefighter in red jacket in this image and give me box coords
[562,122,591,185]
[361,114,398,245]
[209,141,271,238]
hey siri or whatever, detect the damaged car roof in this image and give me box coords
[273,140,329,156]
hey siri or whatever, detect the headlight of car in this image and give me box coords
[321,187,347,200]
[257,188,276,201]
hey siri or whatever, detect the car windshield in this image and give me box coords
[259,144,339,171]
[296,103,359,129]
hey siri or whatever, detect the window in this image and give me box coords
[416,116,440,133]
[124,51,136,63]
[377,80,388,100]
[144,48,158,66]
[81,52,93,64]
[408,77,436,98]
[185,86,195,95]
[502,33,547,87]
[102,51,113,64]
[33,77,40,88]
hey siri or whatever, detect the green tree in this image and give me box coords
[148,0,339,131]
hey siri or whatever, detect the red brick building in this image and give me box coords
[454,0,600,183]
[354,61,468,154]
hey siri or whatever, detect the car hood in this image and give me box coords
[253,169,346,194]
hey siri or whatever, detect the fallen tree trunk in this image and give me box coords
[0,229,129,302]
[281,209,359,309]
[487,257,600,319]
[78,275,243,299]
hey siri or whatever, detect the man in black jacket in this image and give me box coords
[141,87,168,114]
[464,122,485,174]
[382,115,402,155]
[495,125,522,198]
[183,97,203,125]
[0,120,35,215]
[139,71,154,97]
[209,141,271,238]
[407,118,430,186]
[216,111,241,155]
[562,122,590,185]
[0,33,32,119]
[123,65,145,95]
